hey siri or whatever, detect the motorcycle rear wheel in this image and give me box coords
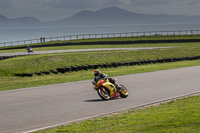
[119,85,128,98]
[97,88,110,100]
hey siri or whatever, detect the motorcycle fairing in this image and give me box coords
[96,79,117,96]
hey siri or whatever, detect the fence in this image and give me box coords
[0,30,200,47]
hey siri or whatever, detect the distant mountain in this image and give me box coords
[49,6,200,26]
[1,6,200,27]
[0,15,41,27]
[49,6,147,25]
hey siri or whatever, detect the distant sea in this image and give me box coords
[0,23,200,44]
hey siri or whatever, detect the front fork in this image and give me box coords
[94,87,105,92]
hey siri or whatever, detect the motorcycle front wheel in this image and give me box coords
[97,87,110,100]
[119,85,128,98]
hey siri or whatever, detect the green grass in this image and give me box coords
[1,44,200,77]
[0,43,174,53]
[0,42,199,53]
[1,35,200,132]
[1,36,200,91]
[1,60,200,91]
[1,34,200,51]
[29,34,200,43]
[41,34,200,43]
[35,95,200,133]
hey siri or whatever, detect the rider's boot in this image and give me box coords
[114,82,122,92]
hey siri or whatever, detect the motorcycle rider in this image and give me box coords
[27,45,30,51]
[93,69,122,91]
[27,45,33,53]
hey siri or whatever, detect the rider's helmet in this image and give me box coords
[94,69,101,77]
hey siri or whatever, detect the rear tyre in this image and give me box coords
[97,87,110,100]
[119,85,128,98]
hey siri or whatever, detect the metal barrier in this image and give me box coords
[0,30,200,47]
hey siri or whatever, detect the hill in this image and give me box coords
[49,6,200,26]
[0,15,41,27]
[1,6,200,27]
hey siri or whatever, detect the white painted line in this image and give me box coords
[24,91,200,133]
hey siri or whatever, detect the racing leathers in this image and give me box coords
[93,73,121,91]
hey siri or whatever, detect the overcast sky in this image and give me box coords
[0,0,200,22]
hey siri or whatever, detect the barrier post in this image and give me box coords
[0,30,199,47]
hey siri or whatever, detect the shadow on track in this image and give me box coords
[83,99,104,102]
[83,98,120,102]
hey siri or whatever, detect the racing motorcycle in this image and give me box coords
[27,46,33,53]
[92,78,128,100]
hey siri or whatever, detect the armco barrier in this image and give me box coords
[1,38,200,61]
[1,38,200,50]
[1,30,200,48]
[14,55,200,77]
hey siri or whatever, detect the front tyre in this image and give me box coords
[119,85,128,98]
[97,87,110,100]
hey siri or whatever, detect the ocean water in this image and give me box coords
[0,23,200,47]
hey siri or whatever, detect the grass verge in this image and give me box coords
[1,40,200,91]
[1,34,200,52]
[1,44,200,77]
[1,60,200,91]
[0,41,200,53]
[34,94,200,133]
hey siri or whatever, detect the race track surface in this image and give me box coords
[0,66,200,133]
[0,47,175,56]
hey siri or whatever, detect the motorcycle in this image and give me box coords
[27,47,33,53]
[92,78,128,100]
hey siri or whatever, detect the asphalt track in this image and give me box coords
[0,66,200,133]
[0,47,175,56]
